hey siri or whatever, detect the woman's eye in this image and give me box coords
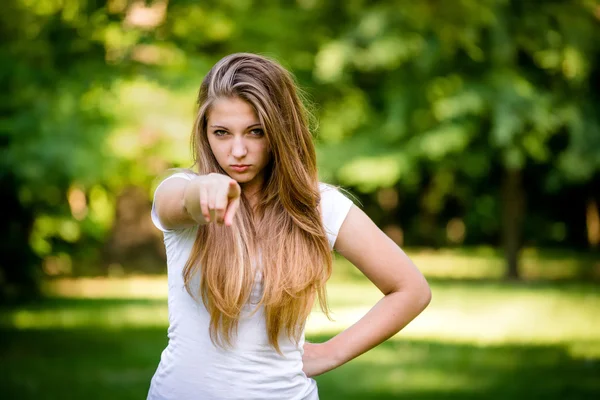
[250,128,264,136]
[213,130,227,137]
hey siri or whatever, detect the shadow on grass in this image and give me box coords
[309,334,600,400]
[0,327,598,400]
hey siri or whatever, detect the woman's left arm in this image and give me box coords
[303,205,432,377]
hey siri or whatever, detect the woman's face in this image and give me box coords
[206,96,271,189]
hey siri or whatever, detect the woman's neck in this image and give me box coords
[241,180,263,210]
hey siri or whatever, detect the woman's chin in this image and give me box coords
[227,172,254,184]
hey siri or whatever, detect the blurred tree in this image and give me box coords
[307,0,600,279]
[0,0,135,300]
[2,0,599,298]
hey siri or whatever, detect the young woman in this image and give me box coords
[148,53,431,400]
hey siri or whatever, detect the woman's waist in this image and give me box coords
[154,344,312,398]
[167,312,306,353]
[167,334,304,366]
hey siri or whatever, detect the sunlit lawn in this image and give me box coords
[1,249,599,399]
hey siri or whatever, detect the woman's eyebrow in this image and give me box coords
[209,123,261,129]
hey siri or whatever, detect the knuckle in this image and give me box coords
[198,182,209,191]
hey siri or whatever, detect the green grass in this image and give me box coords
[1,251,600,399]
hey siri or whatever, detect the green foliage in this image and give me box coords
[307,0,600,187]
[1,0,600,293]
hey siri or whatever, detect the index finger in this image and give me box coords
[224,196,240,227]
[227,179,241,199]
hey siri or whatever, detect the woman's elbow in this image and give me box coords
[420,281,432,310]
[414,276,432,312]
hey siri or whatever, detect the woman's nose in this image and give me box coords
[230,136,247,158]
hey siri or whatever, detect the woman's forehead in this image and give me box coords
[207,97,260,126]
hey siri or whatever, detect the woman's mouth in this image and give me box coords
[230,165,250,173]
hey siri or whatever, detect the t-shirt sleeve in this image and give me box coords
[151,172,196,233]
[319,183,354,249]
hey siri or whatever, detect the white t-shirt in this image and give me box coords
[147,173,353,400]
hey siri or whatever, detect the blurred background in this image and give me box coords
[1,0,599,399]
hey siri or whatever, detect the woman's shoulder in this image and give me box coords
[318,181,351,198]
[318,182,354,248]
[318,182,346,196]
[318,182,354,216]
[318,181,335,193]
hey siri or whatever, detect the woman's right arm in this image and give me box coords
[154,174,242,230]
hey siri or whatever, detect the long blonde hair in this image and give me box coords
[183,53,332,352]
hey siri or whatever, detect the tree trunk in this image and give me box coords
[502,168,525,280]
[0,173,41,303]
[586,198,599,248]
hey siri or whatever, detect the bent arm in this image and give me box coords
[325,205,431,370]
[154,176,207,230]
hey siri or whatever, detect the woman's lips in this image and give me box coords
[230,165,250,172]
